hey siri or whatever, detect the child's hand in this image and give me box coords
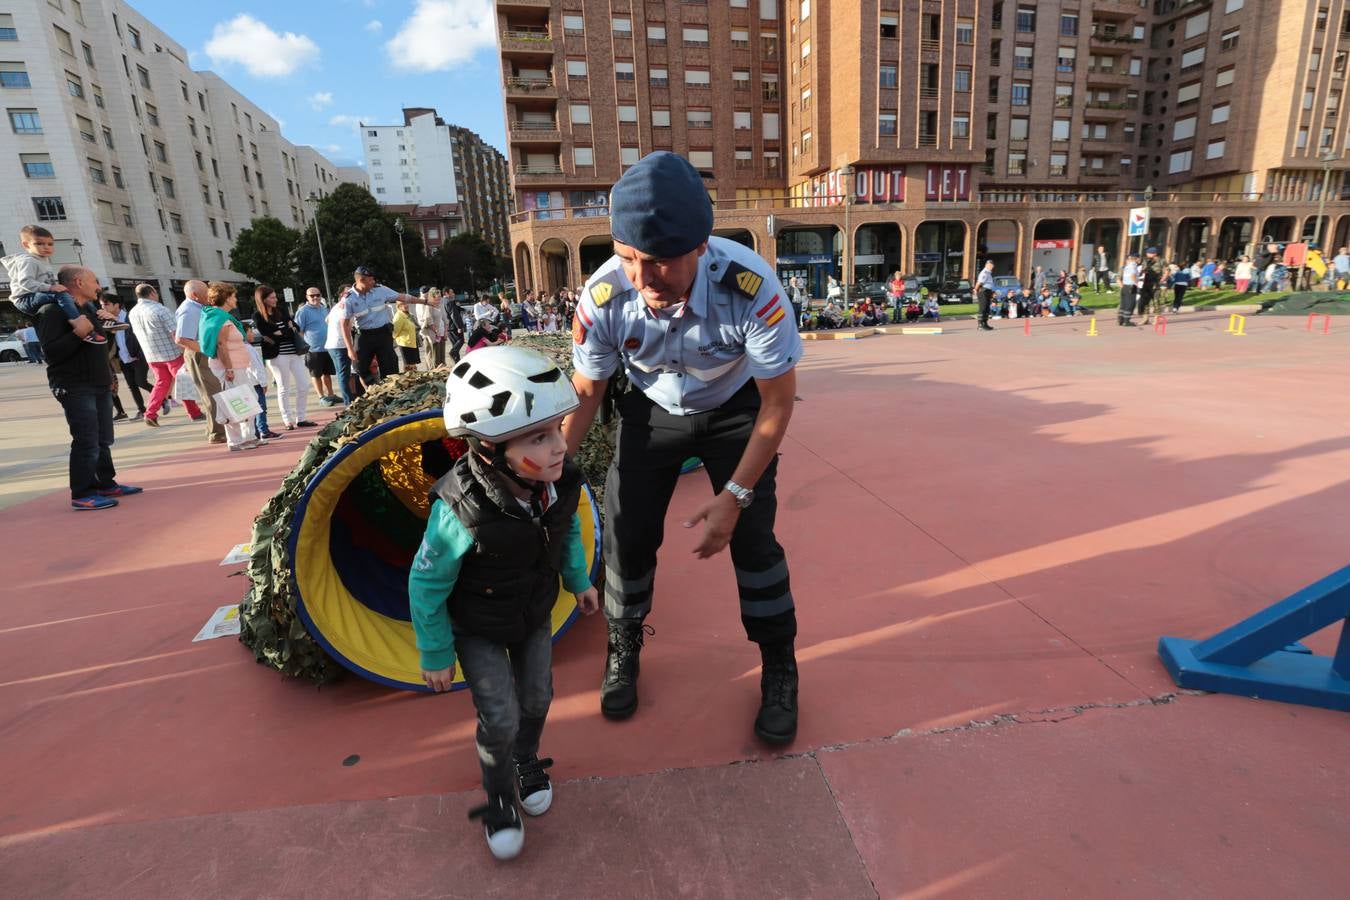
[422,665,456,692]
[574,586,600,615]
[51,284,69,293]
[71,315,94,337]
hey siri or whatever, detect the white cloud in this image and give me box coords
[385,0,495,71]
[324,144,344,155]
[364,20,383,33]
[308,92,334,110]
[329,114,371,129]
[204,14,320,78]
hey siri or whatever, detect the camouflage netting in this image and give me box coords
[1257,291,1350,316]
[237,333,614,685]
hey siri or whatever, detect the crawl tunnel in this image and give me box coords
[286,409,602,692]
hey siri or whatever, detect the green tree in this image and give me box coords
[228,217,300,289]
[429,232,501,296]
[295,184,428,295]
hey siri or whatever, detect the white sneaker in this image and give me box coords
[516,755,554,816]
[469,794,524,860]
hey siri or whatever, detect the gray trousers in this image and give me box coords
[602,381,796,645]
[455,621,553,797]
[185,351,226,439]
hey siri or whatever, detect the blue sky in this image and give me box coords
[128,0,507,166]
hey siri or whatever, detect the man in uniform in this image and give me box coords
[339,265,440,387]
[1118,253,1140,326]
[561,152,803,745]
[975,260,996,331]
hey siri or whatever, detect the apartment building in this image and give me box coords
[1,0,359,307]
[359,108,511,256]
[499,0,1349,295]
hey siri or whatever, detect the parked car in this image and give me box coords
[0,334,25,363]
[937,279,974,304]
[992,275,1023,298]
[849,281,890,304]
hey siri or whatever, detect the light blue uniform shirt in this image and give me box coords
[342,284,399,329]
[175,297,203,343]
[571,236,802,416]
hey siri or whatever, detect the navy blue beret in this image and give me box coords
[609,151,713,258]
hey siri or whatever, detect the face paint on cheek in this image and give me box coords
[519,457,543,474]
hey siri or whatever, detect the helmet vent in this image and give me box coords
[488,391,511,417]
[452,361,471,379]
[468,371,494,389]
[524,391,534,417]
[527,368,562,383]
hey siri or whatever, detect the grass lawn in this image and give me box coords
[930,290,1290,319]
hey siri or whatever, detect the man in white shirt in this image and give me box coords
[472,296,499,324]
[325,291,357,404]
[128,283,204,426]
[18,324,43,364]
[1118,253,1140,327]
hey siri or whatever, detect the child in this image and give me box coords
[392,299,421,372]
[410,346,599,860]
[2,224,104,344]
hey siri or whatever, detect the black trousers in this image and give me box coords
[978,289,993,324]
[1172,285,1187,311]
[356,325,399,385]
[603,381,796,645]
[54,385,116,499]
[1118,285,1136,319]
[122,357,151,412]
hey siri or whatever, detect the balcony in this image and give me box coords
[1089,29,1141,48]
[509,121,561,143]
[920,38,941,53]
[514,164,564,183]
[1080,166,1122,177]
[919,86,940,100]
[1084,99,1137,117]
[504,77,556,98]
[918,133,938,147]
[1086,66,1132,85]
[497,0,551,8]
[500,27,553,55]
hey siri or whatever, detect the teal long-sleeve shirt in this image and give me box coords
[408,499,593,671]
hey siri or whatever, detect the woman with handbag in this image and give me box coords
[253,284,317,431]
[201,282,263,451]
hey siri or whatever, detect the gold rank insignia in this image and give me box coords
[721,261,765,299]
[590,281,613,306]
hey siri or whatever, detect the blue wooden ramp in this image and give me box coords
[1158,565,1350,712]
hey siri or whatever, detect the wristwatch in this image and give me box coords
[724,480,755,509]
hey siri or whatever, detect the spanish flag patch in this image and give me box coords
[765,306,786,327]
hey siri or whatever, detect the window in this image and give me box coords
[573,146,594,166]
[1046,151,1066,176]
[989,77,1000,102]
[108,241,126,263]
[734,110,752,130]
[22,153,54,178]
[1060,14,1078,37]
[145,103,158,126]
[0,61,31,89]
[1184,11,1210,39]
[763,111,780,139]
[952,115,969,138]
[800,0,810,19]
[224,222,232,239]
[127,26,141,50]
[956,18,974,44]
[615,61,635,81]
[687,108,712,127]
[801,39,811,61]
[686,69,711,86]
[0,14,15,41]
[1216,66,1235,87]
[154,141,166,162]
[1310,51,1322,71]
[88,158,105,183]
[162,176,175,198]
[33,196,65,220]
[202,184,209,203]
[652,109,671,127]
[879,14,898,39]
[1225,0,1244,10]
[54,25,75,57]
[650,68,668,87]
[8,108,40,133]
[179,248,191,267]
[570,103,590,125]
[1177,82,1202,105]
[1016,6,1035,33]
[762,73,778,100]
[1211,103,1230,123]
[1057,47,1076,72]
[92,86,102,108]
[1168,149,1193,173]
[170,213,182,233]
[1011,81,1030,106]
[563,15,583,35]
[1181,47,1205,71]
[761,32,778,59]
[684,27,709,46]
[689,150,713,169]
[1083,122,1108,140]
[1297,127,1310,148]
[612,18,631,35]
[618,105,638,123]
[1305,88,1315,110]
[96,199,115,224]
[67,71,85,99]
[131,244,142,265]
[1052,118,1070,141]
[1010,117,1029,141]
[879,65,897,88]
[1329,91,1342,114]
[1015,46,1033,70]
[566,59,587,78]
[651,25,668,45]
[879,112,897,135]
[82,43,94,66]
[1055,84,1073,108]
[137,65,150,89]
[112,165,123,187]
[1173,116,1197,140]
[1221,28,1240,51]
[952,67,971,93]
[1008,152,1026,175]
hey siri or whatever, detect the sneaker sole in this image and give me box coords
[520,786,552,817]
[484,822,524,860]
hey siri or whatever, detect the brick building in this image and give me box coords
[498,0,1350,296]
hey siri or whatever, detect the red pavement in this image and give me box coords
[2,311,1348,898]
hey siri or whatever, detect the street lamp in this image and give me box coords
[841,165,854,308]
[393,217,409,294]
[70,238,83,264]
[305,193,333,303]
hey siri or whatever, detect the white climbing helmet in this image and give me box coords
[443,345,579,443]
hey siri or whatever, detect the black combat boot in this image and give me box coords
[600,620,650,719]
[754,641,799,745]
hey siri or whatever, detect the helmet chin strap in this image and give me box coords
[469,437,547,514]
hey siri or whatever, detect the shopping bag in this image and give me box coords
[214,384,262,424]
[173,367,201,402]
[245,343,270,390]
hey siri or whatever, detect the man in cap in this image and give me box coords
[339,265,441,386]
[561,151,804,745]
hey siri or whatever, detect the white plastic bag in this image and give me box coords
[245,343,270,390]
[214,384,262,424]
[173,367,200,402]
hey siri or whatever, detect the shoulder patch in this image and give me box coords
[590,281,613,307]
[719,260,766,299]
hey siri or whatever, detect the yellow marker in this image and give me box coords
[1086,317,1098,337]
[1225,313,1247,336]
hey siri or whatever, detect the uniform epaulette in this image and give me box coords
[586,270,628,308]
[717,259,767,301]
